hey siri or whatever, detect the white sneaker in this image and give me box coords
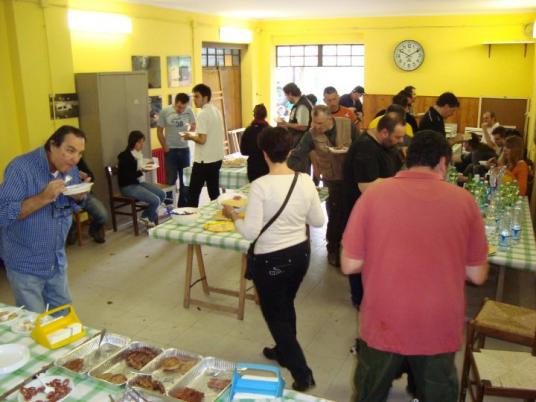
[139,217,156,228]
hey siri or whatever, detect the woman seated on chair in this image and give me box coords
[117,130,165,227]
[501,135,529,196]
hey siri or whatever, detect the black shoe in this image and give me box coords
[262,347,286,367]
[292,374,316,392]
[90,227,106,244]
[327,251,340,267]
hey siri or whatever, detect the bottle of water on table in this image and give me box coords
[511,206,522,243]
[498,213,512,251]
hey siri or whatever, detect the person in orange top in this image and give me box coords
[323,86,359,127]
[502,135,529,196]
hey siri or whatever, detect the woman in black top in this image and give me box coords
[240,104,270,182]
[117,130,165,227]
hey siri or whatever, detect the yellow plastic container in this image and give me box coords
[31,304,86,349]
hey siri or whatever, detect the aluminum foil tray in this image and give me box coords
[89,341,163,386]
[55,332,130,374]
[167,357,235,401]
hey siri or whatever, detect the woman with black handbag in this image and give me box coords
[223,126,324,392]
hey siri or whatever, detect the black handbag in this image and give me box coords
[245,172,299,279]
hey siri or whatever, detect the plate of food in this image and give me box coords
[18,376,73,402]
[217,193,248,209]
[11,317,35,335]
[142,159,159,171]
[203,221,235,233]
[222,157,247,168]
[63,182,94,196]
[0,307,22,325]
[212,209,245,221]
[328,146,349,154]
[0,344,29,375]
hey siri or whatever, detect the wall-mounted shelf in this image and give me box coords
[482,40,535,58]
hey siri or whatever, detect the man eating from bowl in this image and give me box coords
[0,125,87,313]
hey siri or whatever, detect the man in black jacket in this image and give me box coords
[67,158,109,244]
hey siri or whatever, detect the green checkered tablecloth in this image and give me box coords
[488,198,536,272]
[0,304,333,402]
[150,185,329,252]
[183,166,249,190]
[0,306,121,401]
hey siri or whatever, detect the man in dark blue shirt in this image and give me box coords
[0,126,87,312]
[418,92,459,135]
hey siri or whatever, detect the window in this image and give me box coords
[202,47,241,67]
[276,44,364,67]
[273,44,365,118]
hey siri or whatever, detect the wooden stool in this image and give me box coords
[460,298,536,402]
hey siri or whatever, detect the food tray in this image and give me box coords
[55,332,130,374]
[136,348,203,392]
[89,341,163,386]
[115,388,177,402]
[167,357,235,402]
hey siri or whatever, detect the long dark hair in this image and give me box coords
[127,130,145,150]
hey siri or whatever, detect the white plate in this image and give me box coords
[217,193,248,208]
[17,376,74,402]
[0,344,29,375]
[63,182,94,196]
[11,317,35,335]
[328,146,348,154]
[0,307,22,325]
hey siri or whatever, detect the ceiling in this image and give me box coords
[122,0,536,20]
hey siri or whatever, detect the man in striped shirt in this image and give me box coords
[0,126,87,313]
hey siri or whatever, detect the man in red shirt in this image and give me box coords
[341,130,488,402]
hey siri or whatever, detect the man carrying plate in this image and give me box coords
[287,105,357,267]
[0,125,88,313]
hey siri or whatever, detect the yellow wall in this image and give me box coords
[257,13,535,114]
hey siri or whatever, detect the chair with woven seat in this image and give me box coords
[460,298,536,402]
[104,165,152,236]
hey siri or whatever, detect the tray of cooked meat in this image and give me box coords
[89,342,163,386]
[167,357,234,402]
[55,332,130,374]
[133,348,203,394]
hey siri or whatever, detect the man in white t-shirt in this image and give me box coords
[481,110,500,147]
[183,84,225,207]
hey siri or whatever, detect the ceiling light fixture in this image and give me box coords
[219,26,253,44]
[68,10,132,34]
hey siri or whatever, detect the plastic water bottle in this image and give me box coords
[511,207,522,243]
[498,213,511,251]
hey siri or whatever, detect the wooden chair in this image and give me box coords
[460,298,536,402]
[104,166,151,236]
[73,210,89,246]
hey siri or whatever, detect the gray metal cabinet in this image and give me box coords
[75,72,150,217]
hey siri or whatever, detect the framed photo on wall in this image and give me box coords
[49,93,79,119]
[167,56,192,87]
[132,56,161,89]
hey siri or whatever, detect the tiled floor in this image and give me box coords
[1,198,535,402]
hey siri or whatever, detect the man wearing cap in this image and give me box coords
[340,86,365,118]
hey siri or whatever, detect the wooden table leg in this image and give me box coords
[237,254,247,320]
[495,265,505,301]
[194,245,210,295]
[184,245,194,308]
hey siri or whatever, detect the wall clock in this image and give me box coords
[394,40,425,71]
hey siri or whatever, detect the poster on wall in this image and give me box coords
[132,56,161,89]
[49,93,79,119]
[167,56,192,87]
[149,96,162,128]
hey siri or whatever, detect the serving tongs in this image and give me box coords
[94,328,107,359]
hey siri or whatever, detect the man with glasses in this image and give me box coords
[0,126,87,312]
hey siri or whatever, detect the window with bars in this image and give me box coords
[276,44,364,67]
[202,47,240,67]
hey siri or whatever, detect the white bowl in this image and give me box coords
[170,207,198,225]
[0,344,29,375]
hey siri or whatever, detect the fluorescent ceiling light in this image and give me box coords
[68,10,132,34]
[219,26,252,44]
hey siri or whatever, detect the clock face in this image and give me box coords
[394,40,425,71]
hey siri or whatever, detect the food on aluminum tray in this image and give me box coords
[95,372,128,384]
[130,375,165,394]
[19,377,72,402]
[160,356,198,374]
[125,347,159,370]
[168,387,204,402]
[62,358,84,373]
[206,377,231,391]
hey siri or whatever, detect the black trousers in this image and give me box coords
[252,240,312,382]
[187,160,222,207]
[325,180,345,254]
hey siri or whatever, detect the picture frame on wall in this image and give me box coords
[149,96,162,128]
[49,93,79,119]
[132,56,161,89]
[167,56,192,87]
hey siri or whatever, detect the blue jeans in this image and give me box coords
[165,148,190,207]
[6,268,72,313]
[69,194,108,236]
[120,182,166,223]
